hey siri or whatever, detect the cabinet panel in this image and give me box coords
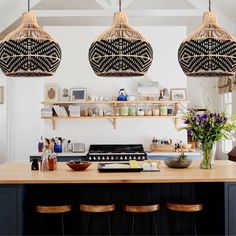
[225,183,236,235]
[0,186,18,235]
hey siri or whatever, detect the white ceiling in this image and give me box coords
[0,0,236,38]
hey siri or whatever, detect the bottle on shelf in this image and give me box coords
[159,90,164,101]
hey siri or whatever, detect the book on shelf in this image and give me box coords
[53,105,68,117]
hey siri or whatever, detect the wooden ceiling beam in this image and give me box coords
[35,9,203,17]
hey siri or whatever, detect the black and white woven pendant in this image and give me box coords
[178,11,236,77]
[0,11,61,77]
[88,11,153,77]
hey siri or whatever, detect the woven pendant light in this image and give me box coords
[88,0,153,77]
[178,0,236,77]
[0,0,61,77]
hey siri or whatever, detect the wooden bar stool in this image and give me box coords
[123,204,160,235]
[80,204,116,235]
[166,202,203,235]
[36,204,72,235]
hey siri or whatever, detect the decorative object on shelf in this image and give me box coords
[44,84,58,102]
[170,88,187,101]
[0,0,61,77]
[164,153,192,169]
[137,81,159,95]
[117,88,128,101]
[178,0,236,77]
[181,110,236,169]
[70,88,86,101]
[88,0,153,77]
[0,86,3,104]
[61,88,69,101]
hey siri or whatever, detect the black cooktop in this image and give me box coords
[87,144,147,161]
[88,144,145,154]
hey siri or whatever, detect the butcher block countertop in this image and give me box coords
[0,160,236,184]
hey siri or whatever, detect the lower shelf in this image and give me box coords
[41,115,180,130]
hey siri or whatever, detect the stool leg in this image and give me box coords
[193,214,198,236]
[61,214,65,236]
[85,213,90,236]
[131,213,135,236]
[107,213,112,236]
[152,212,158,236]
[38,215,43,235]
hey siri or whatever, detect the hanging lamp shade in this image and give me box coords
[178,11,236,77]
[88,12,153,77]
[0,11,61,77]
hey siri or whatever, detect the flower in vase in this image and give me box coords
[180,110,236,169]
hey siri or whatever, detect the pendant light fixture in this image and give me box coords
[178,0,236,77]
[88,0,153,77]
[0,0,61,77]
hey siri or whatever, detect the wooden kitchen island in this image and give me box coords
[0,160,236,235]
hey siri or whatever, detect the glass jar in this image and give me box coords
[160,104,168,116]
[128,105,136,116]
[114,107,120,116]
[145,105,152,116]
[153,104,160,116]
[120,105,129,116]
[137,105,145,116]
[167,105,173,116]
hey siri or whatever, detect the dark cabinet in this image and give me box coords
[0,185,21,235]
[225,183,236,235]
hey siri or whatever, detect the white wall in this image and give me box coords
[42,26,187,152]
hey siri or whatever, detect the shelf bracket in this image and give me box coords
[51,119,56,130]
[112,118,117,129]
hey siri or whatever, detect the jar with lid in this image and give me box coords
[153,104,160,116]
[137,105,145,116]
[145,105,152,116]
[114,107,120,116]
[120,104,128,116]
[128,104,136,116]
[160,104,168,116]
[167,105,174,116]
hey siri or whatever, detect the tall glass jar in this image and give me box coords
[128,104,136,116]
[120,105,128,116]
[160,104,168,116]
[153,104,160,116]
[145,105,153,116]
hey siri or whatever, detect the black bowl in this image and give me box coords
[164,157,192,168]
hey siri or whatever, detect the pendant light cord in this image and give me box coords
[28,0,30,12]
[209,0,211,12]
[119,0,121,12]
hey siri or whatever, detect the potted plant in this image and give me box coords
[180,111,236,169]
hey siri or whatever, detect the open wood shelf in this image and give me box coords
[41,99,188,129]
[41,115,180,130]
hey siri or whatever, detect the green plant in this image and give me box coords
[177,152,188,163]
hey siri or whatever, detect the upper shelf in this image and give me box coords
[41,100,189,105]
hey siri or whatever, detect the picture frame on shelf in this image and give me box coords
[70,88,87,101]
[0,86,3,104]
[170,88,187,101]
[44,83,59,102]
